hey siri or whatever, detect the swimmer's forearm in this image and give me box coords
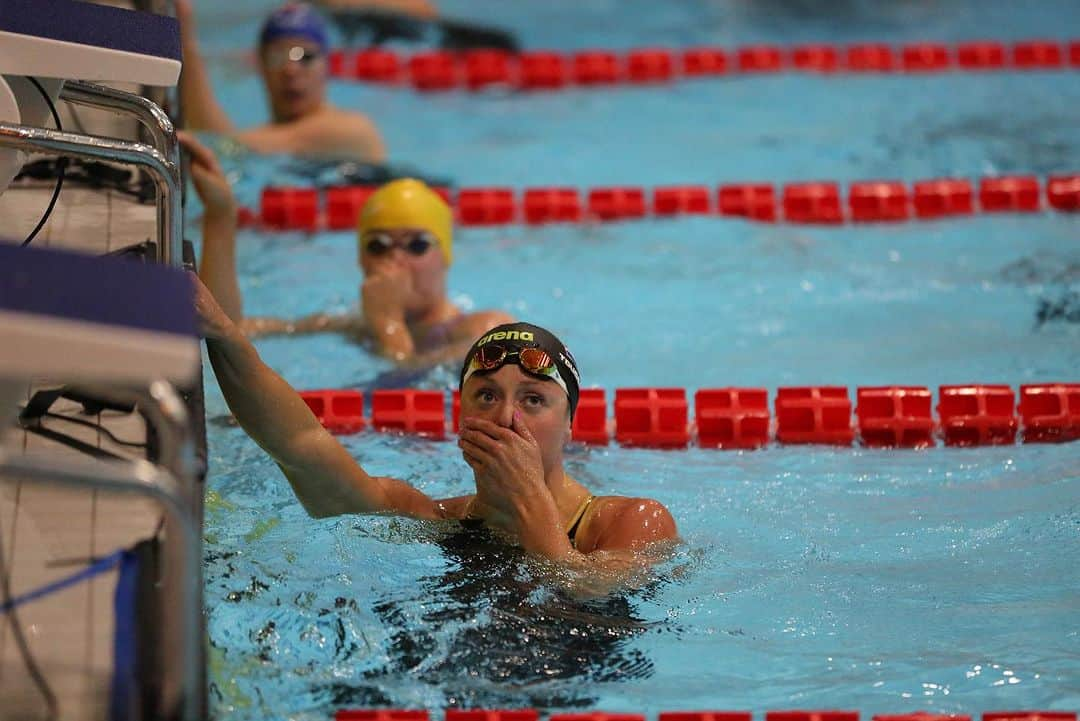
[199,209,243,324]
[368,317,416,362]
[178,7,234,134]
[242,313,364,338]
[205,329,322,456]
[205,328,391,517]
[237,119,385,164]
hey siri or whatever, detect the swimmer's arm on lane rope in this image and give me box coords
[236,112,386,164]
[185,132,360,340]
[241,312,368,339]
[176,0,235,134]
[196,280,439,520]
[181,131,244,324]
[391,309,515,368]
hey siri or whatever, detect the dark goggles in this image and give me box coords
[362,231,436,258]
[463,343,570,399]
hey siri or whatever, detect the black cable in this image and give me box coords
[21,77,68,248]
[0,514,59,720]
[41,411,148,449]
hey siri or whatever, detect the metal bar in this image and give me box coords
[74,380,201,518]
[59,81,178,169]
[65,380,205,717]
[0,450,202,721]
[0,122,182,267]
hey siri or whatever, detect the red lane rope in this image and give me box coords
[243,174,1080,231]
[326,39,1080,91]
[296,383,1080,449]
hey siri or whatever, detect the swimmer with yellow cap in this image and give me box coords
[184,131,511,363]
[355,178,512,361]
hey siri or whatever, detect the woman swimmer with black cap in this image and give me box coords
[195,278,678,569]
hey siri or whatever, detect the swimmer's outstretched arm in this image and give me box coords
[182,132,371,340]
[242,312,367,339]
[236,115,387,164]
[176,0,234,134]
[181,132,243,323]
[195,278,439,519]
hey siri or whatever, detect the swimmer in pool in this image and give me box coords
[194,280,678,571]
[177,0,385,162]
[181,132,511,363]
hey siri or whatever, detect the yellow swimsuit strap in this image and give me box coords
[565,494,595,547]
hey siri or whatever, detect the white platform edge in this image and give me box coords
[0,31,180,87]
[0,310,199,386]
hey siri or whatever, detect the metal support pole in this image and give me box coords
[0,450,202,721]
[59,81,178,171]
[0,122,181,267]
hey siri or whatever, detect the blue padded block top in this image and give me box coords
[0,243,196,336]
[0,0,180,61]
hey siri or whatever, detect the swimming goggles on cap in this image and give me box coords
[464,343,570,398]
[362,231,436,257]
[264,45,324,70]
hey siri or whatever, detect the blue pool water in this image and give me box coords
[193,1,1080,718]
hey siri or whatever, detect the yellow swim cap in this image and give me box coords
[357,178,453,264]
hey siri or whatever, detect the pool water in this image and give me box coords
[193,1,1080,718]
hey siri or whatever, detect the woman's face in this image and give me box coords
[460,364,572,475]
[359,227,448,314]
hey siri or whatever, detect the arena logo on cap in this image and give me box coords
[478,330,534,345]
[559,351,580,382]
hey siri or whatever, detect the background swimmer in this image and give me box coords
[178,0,385,162]
[181,133,511,364]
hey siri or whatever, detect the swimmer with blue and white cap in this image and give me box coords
[194,284,679,575]
[177,0,384,162]
[181,132,513,363]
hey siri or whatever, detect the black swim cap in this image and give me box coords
[460,322,581,417]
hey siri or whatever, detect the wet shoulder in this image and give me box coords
[573,495,677,553]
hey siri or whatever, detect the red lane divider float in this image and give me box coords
[938,384,1018,446]
[912,178,974,218]
[295,383,1080,450]
[244,173,1079,231]
[775,386,854,445]
[326,38,1079,90]
[1020,383,1080,442]
[299,390,365,434]
[614,388,690,448]
[336,711,1076,721]
[523,187,582,223]
[856,386,935,448]
[695,388,770,449]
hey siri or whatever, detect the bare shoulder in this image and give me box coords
[577,495,678,553]
[451,310,515,343]
[300,108,385,162]
[321,106,379,132]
